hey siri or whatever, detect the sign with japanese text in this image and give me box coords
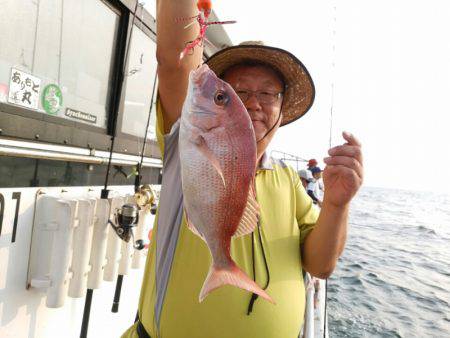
[8,68,41,109]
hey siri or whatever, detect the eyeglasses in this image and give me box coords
[235,89,283,104]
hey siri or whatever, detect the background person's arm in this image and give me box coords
[156,0,203,133]
[302,132,363,278]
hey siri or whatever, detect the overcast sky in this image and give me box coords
[147,1,450,193]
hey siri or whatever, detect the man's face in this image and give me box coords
[223,65,284,157]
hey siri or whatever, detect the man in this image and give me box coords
[298,169,313,189]
[122,1,363,337]
[307,167,325,207]
[307,158,318,171]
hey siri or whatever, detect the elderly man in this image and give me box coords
[122,1,363,337]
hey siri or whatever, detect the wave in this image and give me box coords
[329,187,450,337]
[417,225,438,236]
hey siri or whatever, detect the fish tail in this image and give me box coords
[199,262,275,304]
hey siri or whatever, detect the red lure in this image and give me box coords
[178,0,236,60]
[197,0,212,15]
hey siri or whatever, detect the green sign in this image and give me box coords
[42,84,63,115]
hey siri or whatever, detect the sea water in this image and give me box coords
[328,187,450,337]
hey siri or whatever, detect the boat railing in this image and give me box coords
[301,273,329,338]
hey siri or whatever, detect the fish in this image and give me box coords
[179,64,274,303]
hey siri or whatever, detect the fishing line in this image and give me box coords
[324,2,338,337]
[328,4,337,150]
[328,88,335,151]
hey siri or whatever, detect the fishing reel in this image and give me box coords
[134,184,157,215]
[109,185,158,250]
[109,203,145,250]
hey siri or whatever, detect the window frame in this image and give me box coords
[114,13,158,146]
[110,0,159,157]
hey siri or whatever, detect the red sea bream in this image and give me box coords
[179,64,273,303]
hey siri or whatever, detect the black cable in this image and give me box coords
[255,102,283,144]
[247,220,271,315]
[247,232,257,315]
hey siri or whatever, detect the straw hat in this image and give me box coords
[206,41,315,126]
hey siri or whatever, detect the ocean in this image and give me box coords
[328,187,450,337]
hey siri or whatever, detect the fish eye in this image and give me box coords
[214,90,229,106]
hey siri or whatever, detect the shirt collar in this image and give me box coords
[257,152,274,171]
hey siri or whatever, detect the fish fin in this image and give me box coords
[196,136,226,187]
[233,185,260,238]
[185,210,206,241]
[199,261,274,304]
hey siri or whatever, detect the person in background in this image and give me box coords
[307,167,324,207]
[307,158,318,171]
[298,169,313,189]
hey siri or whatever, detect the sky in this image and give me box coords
[146,1,450,193]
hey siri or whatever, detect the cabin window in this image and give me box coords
[119,25,158,140]
[0,156,162,188]
[0,0,119,129]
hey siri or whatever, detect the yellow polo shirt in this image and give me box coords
[121,102,319,338]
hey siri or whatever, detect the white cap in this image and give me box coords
[298,169,313,182]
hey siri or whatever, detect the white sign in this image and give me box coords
[8,68,41,109]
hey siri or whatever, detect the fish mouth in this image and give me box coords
[191,64,215,86]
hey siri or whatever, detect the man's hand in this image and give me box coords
[302,131,362,278]
[157,0,203,133]
[322,131,363,207]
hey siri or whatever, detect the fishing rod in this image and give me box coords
[111,65,158,314]
[108,0,147,314]
[134,72,158,193]
[79,2,142,337]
